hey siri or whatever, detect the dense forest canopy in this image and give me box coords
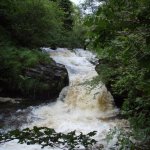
[0,0,86,48]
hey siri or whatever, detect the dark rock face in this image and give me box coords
[0,59,69,101]
[25,60,69,100]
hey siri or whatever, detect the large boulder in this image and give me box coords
[0,59,69,101]
[25,60,69,100]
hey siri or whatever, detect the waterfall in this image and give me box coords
[45,48,118,116]
[0,48,122,150]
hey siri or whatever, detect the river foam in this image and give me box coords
[1,48,122,150]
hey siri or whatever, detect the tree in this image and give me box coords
[0,0,63,48]
[58,0,74,31]
[85,0,150,148]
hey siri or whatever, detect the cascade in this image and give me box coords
[0,48,123,150]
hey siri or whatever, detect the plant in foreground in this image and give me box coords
[0,126,97,150]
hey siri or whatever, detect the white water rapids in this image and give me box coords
[0,48,127,150]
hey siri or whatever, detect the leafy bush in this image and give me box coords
[0,127,97,150]
[0,45,51,97]
[0,0,63,48]
[85,0,150,146]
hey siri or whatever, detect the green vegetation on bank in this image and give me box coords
[0,46,52,98]
[0,0,86,98]
[85,0,150,148]
[0,22,53,97]
[1,0,150,149]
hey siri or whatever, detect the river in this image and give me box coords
[0,48,127,150]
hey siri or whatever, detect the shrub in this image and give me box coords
[85,0,150,146]
[0,0,63,48]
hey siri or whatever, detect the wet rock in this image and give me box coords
[0,97,22,104]
[25,60,69,100]
[0,59,69,102]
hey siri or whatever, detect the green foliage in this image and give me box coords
[0,127,97,149]
[0,45,51,97]
[57,0,74,31]
[0,0,63,48]
[0,0,86,49]
[0,0,86,99]
[59,23,86,49]
[56,4,87,49]
[106,127,136,150]
[85,0,150,147]
[106,127,150,150]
